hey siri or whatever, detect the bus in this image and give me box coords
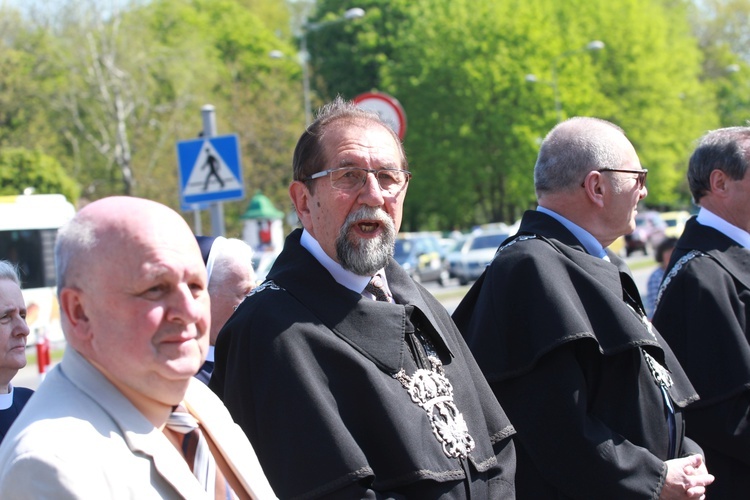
[0,194,76,345]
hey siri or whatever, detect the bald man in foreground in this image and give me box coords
[0,196,275,499]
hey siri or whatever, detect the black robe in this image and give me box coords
[453,210,701,499]
[0,386,33,444]
[652,216,750,497]
[210,229,516,499]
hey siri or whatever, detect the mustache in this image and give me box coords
[343,206,394,230]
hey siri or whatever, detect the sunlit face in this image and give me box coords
[297,122,407,275]
[603,138,647,239]
[0,279,29,385]
[208,260,255,345]
[80,222,210,407]
[724,167,750,233]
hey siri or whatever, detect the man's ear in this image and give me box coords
[59,287,92,341]
[581,171,606,208]
[709,169,729,197]
[289,180,312,228]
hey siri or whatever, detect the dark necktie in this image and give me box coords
[165,406,232,498]
[365,275,390,302]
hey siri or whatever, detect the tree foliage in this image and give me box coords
[311,0,716,229]
[0,147,80,201]
[0,0,302,236]
[0,0,745,234]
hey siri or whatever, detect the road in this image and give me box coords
[427,254,656,314]
[13,256,658,391]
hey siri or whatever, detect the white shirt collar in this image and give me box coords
[0,385,14,410]
[697,207,750,248]
[205,345,215,363]
[300,229,374,294]
[537,206,609,260]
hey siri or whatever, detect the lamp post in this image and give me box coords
[526,40,605,123]
[284,1,365,125]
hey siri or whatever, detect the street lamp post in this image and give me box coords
[285,1,365,125]
[526,40,605,123]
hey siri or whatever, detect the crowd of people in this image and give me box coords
[0,96,747,498]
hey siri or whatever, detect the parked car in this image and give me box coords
[447,230,509,285]
[393,235,450,286]
[660,210,691,239]
[625,211,667,256]
[608,235,627,258]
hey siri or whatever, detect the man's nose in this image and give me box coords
[168,284,206,325]
[13,316,30,337]
[358,172,386,206]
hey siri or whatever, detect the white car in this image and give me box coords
[447,230,509,285]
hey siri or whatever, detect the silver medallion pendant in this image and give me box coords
[642,349,674,388]
[394,356,476,459]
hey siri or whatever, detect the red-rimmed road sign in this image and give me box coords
[353,92,407,139]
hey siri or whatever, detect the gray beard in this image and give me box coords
[336,206,396,276]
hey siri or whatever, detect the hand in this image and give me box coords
[659,455,714,500]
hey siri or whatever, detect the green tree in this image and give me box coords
[311,0,716,229]
[0,147,80,202]
[689,0,750,128]
[0,7,67,158]
[1,0,302,237]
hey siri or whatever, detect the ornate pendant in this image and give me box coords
[642,349,674,388]
[394,356,476,459]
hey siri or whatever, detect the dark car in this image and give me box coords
[625,211,667,256]
[394,235,450,286]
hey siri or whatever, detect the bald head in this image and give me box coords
[534,117,632,196]
[54,197,210,422]
[532,117,646,247]
[56,197,202,293]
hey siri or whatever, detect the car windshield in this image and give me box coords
[664,219,678,227]
[470,233,507,250]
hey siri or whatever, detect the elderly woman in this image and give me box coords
[0,260,32,444]
[194,236,256,384]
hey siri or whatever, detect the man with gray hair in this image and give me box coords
[454,117,714,498]
[211,96,517,498]
[653,126,750,498]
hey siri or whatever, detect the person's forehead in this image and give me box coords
[100,227,203,274]
[323,121,401,162]
[0,279,23,303]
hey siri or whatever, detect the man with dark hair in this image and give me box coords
[454,117,713,499]
[653,126,750,498]
[211,97,517,498]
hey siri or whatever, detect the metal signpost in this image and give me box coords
[176,105,244,236]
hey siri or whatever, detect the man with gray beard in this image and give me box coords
[210,97,517,499]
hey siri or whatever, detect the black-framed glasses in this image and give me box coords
[597,168,648,188]
[302,167,412,194]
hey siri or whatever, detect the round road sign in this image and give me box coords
[353,92,407,139]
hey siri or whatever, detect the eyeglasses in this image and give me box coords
[597,168,648,188]
[302,167,412,194]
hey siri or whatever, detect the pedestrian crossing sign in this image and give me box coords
[176,134,244,204]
